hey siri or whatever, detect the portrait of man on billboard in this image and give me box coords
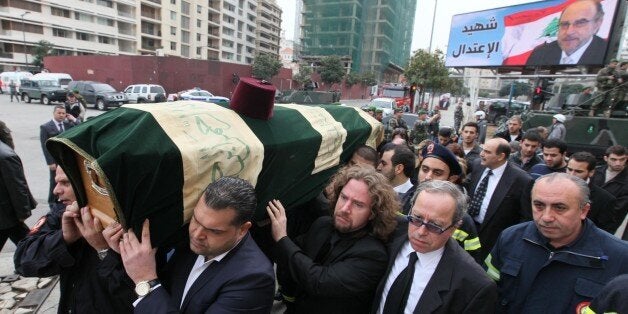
[526,0,606,66]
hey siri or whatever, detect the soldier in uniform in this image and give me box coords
[615,61,628,111]
[592,59,618,116]
[411,110,438,145]
[386,108,407,141]
[454,101,464,135]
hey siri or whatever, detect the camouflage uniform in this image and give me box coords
[454,104,464,134]
[411,119,431,145]
[386,116,407,141]
[593,64,618,112]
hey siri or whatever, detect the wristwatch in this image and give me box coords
[97,249,109,261]
[135,279,160,297]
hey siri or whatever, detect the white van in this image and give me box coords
[31,73,73,89]
[0,71,33,93]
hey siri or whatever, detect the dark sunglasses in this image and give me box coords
[406,215,455,234]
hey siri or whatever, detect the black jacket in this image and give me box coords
[14,204,135,314]
[493,130,523,143]
[526,35,607,66]
[276,216,388,314]
[591,165,628,234]
[0,142,35,230]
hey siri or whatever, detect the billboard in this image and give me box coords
[445,0,619,67]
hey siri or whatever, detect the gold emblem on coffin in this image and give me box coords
[75,154,119,227]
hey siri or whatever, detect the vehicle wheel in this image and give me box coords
[23,94,31,103]
[96,99,107,111]
[42,95,50,105]
[137,98,145,103]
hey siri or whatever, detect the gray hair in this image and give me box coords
[411,180,467,225]
[509,115,523,124]
[536,173,590,208]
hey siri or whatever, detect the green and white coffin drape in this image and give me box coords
[47,101,382,246]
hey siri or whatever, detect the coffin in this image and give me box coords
[47,101,382,246]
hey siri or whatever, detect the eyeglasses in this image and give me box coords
[559,18,597,30]
[406,215,455,234]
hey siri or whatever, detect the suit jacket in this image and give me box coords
[587,183,618,234]
[465,162,533,260]
[526,35,607,66]
[136,233,275,314]
[40,119,76,165]
[276,216,388,314]
[592,166,628,234]
[372,232,497,314]
[0,142,35,229]
[493,130,523,143]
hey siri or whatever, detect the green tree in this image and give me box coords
[445,77,467,96]
[404,49,450,93]
[293,65,313,89]
[498,81,532,97]
[319,56,345,89]
[359,71,378,86]
[344,72,360,87]
[251,53,281,80]
[32,40,54,69]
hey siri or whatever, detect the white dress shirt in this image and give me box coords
[394,178,414,194]
[475,162,507,224]
[377,241,444,314]
[180,249,231,306]
[560,37,593,64]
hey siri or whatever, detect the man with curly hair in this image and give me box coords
[267,165,399,314]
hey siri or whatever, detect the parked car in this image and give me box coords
[487,99,529,125]
[123,84,166,103]
[361,97,397,118]
[0,71,33,93]
[19,78,67,105]
[172,88,229,105]
[68,81,128,110]
[31,73,73,89]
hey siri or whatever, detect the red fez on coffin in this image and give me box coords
[230,77,276,120]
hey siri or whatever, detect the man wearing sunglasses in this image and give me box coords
[372,180,497,313]
[526,0,607,66]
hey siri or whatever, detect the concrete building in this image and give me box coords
[0,0,281,71]
[300,0,415,81]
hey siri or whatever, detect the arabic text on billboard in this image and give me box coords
[445,0,618,67]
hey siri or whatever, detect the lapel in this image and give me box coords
[469,165,485,198]
[46,120,60,136]
[178,234,249,311]
[412,239,456,314]
[170,248,200,309]
[481,164,514,229]
[371,229,408,314]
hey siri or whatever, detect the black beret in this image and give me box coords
[421,143,462,176]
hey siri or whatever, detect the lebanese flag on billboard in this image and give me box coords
[501,0,579,65]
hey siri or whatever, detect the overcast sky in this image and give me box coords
[276,0,537,52]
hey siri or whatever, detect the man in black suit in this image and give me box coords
[40,105,77,207]
[465,138,533,260]
[0,123,36,250]
[566,152,619,234]
[267,166,399,314]
[377,144,417,214]
[526,0,607,66]
[372,180,497,313]
[591,145,627,238]
[119,177,275,313]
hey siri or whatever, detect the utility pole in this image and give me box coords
[427,0,438,53]
[20,11,30,69]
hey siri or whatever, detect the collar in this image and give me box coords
[199,234,244,263]
[560,36,593,63]
[394,178,413,194]
[487,161,507,176]
[523,220,604,258]
[401,240,445,266]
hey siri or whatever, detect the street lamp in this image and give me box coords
[20,11,30,68]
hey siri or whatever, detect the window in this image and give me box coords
[181,45,189,57]
[197,5,202,13]
[222,39,234,48]
[223,15,234,24]
[97,17,114,26]
[170,0,175,4]
[170,41,176,50]
[141,86,147,93]
[181,1,190,15]
[222,27,234,36]
[132,86,141,93]
[76,32,90,41]
[196,47,201,55]
[75,12,94,22]
[197,19,201,28]
[223,2,235,12]
[196,33,201,41]
[181,16,189,29]
[98,36,112,44]
[170,26,176,35]
[52,28,69,38]
[51,7,70,18]
[170,11,176,21]
[96,0,113,8]
[181,30,190,43]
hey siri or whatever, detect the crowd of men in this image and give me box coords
[1,96,627,314]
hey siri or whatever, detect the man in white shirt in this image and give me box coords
[372,180,497,313]
[377,144,417,214]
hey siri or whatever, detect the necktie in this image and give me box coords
[468,169,493,217]
[382,252,418,314]
[58,123,64,132]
